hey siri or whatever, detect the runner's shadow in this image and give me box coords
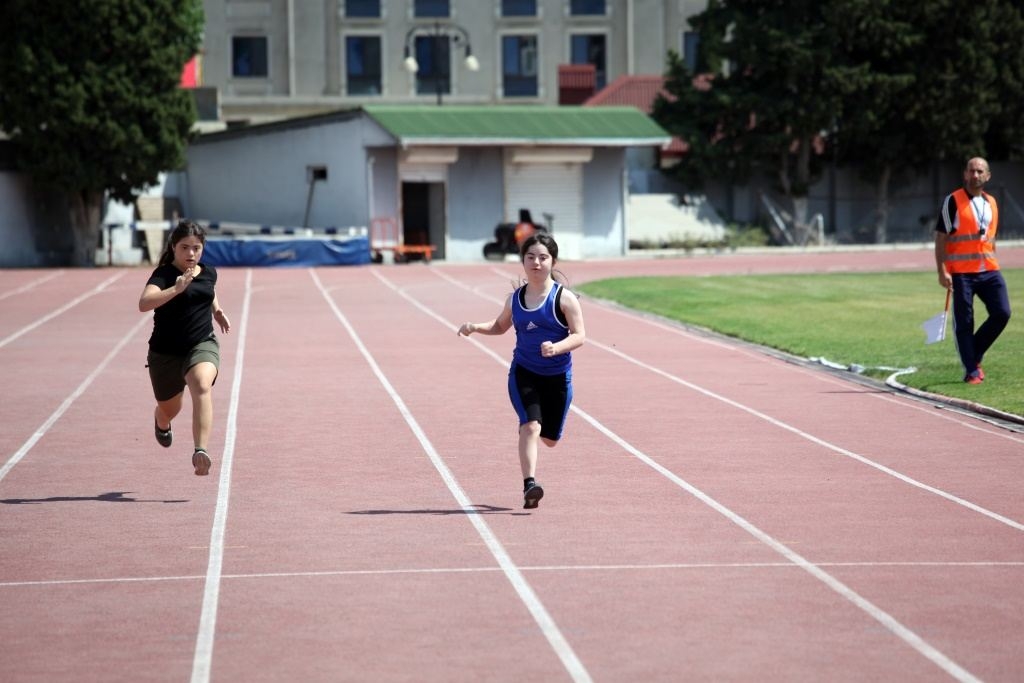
[0,491,188,504]
[348,504,519,516]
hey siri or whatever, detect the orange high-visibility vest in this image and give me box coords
[945,188,999,274]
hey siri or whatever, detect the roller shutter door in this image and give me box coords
[504,162,583,260]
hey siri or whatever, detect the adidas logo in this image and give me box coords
[526,321,538,330]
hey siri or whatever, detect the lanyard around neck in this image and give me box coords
[970,194,989,233]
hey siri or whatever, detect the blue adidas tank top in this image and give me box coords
[511,282,571,375]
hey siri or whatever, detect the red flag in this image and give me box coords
[180,55,201,88]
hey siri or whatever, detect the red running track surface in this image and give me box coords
[1,247,1023,682]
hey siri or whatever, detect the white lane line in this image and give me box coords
[477,264,747,354]
[0,314,149,483]
[591,338,1024,532]
[867,391,1024,443]
[436,267,1024,533]
[0,272,125,350]
[398,269,982,683]
[478,264,1021,438]
[6,560,1022,589]
[191,268,252,683]
[573,408,982,683]
[1,575,206,588]
[0,270,64,302]
[585,285,1024,441]
[315,269,593,683]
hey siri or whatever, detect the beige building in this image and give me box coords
[198,0,706,123]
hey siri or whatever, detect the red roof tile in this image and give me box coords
[584,75,685,154]
[583,75,672,114]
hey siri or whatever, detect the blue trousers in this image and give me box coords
[951,270,1011,376]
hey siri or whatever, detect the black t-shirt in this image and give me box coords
[935,193,957,234]
[146,262,218,355]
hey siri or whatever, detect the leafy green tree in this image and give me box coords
[825,1,928,243]
[836,1,1013,242]
[0,0,203,266]
[656,0,1024,244]
[655,0,856,244]
[985,2,1024,160]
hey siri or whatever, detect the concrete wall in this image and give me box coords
[583,147,627,257]
[368,146,399,224]
[185,115,390,229]
[0,169,84,267]
[650,160,1024,245]
[0,172,48,267]
[447,147,505,262]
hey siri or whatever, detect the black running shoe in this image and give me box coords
[523,482,544,509]
[192,449,211,476]
[154,420,172,448]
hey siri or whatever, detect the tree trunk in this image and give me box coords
[791,196,811,244]
[872,165,892,244]
[68,189,104,267]
[777,149,792,197]
[779,139,814,244]
[792,137,813,244]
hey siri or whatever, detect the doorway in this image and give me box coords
[401,181,446,260]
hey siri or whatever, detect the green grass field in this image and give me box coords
[578,269,1023,417]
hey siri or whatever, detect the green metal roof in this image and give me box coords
[363,105,670,147]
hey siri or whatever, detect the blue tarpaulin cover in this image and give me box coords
[202,236,371,267]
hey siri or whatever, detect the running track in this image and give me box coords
[2,247,1023,682]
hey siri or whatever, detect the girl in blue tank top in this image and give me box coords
[457,234,586,510]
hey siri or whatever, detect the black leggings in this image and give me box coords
[507,364,573,441]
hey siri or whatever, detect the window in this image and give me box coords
[502,0,536,16]
[414,34,450,96]
[232,36,268,77]
[502,35,538,97]
[683,31,700,72]
[570,0,603,15]
[345,0,380,17]
[414,0,449,17]
[570,34,605,89]
[346,36,381,95]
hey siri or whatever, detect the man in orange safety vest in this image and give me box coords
[934,157,1012,384]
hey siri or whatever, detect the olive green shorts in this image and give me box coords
[147,337,220,402]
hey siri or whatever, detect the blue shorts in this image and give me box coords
[508,363,573,441]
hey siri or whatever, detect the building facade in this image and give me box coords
[199,0,706,123]
[179,105,669,263]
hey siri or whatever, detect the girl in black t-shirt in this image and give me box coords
[138,220,231,476]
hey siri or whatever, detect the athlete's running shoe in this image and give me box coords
[155,420,173,448]
[964,371,983,385]
[192,448,211,476]
[523,482,544,509]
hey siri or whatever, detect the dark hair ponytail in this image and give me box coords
[516,232,575,293]
[520,232,558,261]
[159,219,207,266]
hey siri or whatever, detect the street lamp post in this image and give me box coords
[403,22,479,105]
